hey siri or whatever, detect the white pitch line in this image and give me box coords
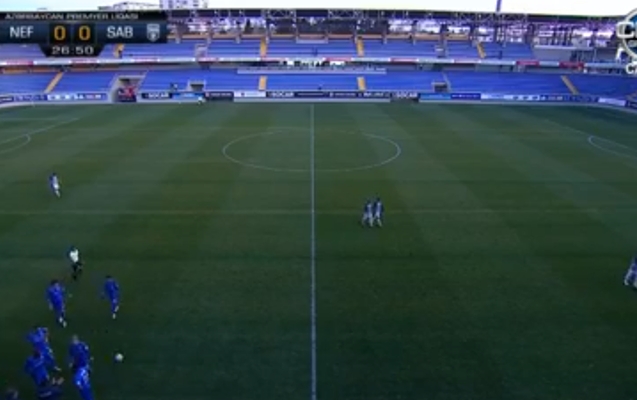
[0,118,80,155]
[309,104,318,400]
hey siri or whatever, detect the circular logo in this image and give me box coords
[618,9,637,59]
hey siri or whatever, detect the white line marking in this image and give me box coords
[0,135,31,154]
[221,129,402,173]
[587,135,637,161]
[0,118,80,155]
[309,104,317,400]
[532,114,637,162]
[0,207,635,215]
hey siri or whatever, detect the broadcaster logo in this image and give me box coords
[617,8,637,74]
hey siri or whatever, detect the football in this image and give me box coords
[114,353,124,362]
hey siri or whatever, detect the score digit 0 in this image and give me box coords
[73,24,94,43]
[49,24,70,44]
[49,23,94,44]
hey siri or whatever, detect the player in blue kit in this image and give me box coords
[103,275,120,319]
[73,365,93,400]
[48,173,60,198]
[624,256,637,288]
[361,199,373,227]
[24,351,50,386]
[373,197,384,227]
[27,327,60,372]
[68,335,92,371]
[46,281,67,327]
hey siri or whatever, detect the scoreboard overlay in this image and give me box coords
[0,12,168,57]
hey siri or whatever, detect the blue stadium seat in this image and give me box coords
[141,70,259,90]
[445,71,569,94]
[364,40,437,57]
[52,72,120,92]
[267,74,357,90]
[0,73,55,93]
[366,72,444,90]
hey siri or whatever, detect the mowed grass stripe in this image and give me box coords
[491,105,637,197]
[179,104,313,399]
[314,104,474,399]
[0,106,194,329]
[400,104,637,399]
[346,103,518,399]
[0,105,230,394]
[447,105,637,247]
[3,104,637,400]
[90,104,312,399]
[65,104,266,399]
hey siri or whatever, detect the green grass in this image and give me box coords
[2,103,637,400]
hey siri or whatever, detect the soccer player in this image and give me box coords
[361,199,373,227]
[624,256,637,288]
[68,246,83,281]
[36,377,63,400]
[103,275,120,319]
[46,280,67,327]
[27,326,60,372]
[68,335,91,371]
[73,365,93,400]
[24,351,49,386]
[373,197,384,227]
[49,173,60,198]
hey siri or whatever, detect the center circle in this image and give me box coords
[221,128,402,172]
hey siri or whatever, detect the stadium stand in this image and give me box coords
[366,72,445,90]
[364,40,437,57]
[566,74,637,97]
[482,42,535,59]
[446,42,480,58]
[0,45,44,59]
[0,73,54,92]
[52,72,123,92]
[0,8,633,99]
[267,74,357,90]
[209,40,261,56]
[444,72,569,94]
[266,39,355,56]
[140,70,259,90]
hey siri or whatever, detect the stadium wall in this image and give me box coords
[2,91,635,114]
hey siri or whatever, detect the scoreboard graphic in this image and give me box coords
[0,11,168,57]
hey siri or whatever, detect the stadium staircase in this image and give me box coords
[561,75,579,94]
[258,76,267,91]
[442,72,452,91]
[45,72,64,93]
[259,38,268,57]
[356,38,365,56]
[476,42,486,58]
[357,76,366,91]
[113,44,124,57]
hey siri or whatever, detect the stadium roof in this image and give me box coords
[2,0,632,16]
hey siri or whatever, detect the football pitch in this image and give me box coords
[3,102,637,400]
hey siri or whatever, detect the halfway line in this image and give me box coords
[309,104,317,400]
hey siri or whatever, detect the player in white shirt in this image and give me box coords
[68,246,83,281]
[624,256,637,288]
[373,197,384,227]
[49,173,60,198]
[361,199,373,227]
